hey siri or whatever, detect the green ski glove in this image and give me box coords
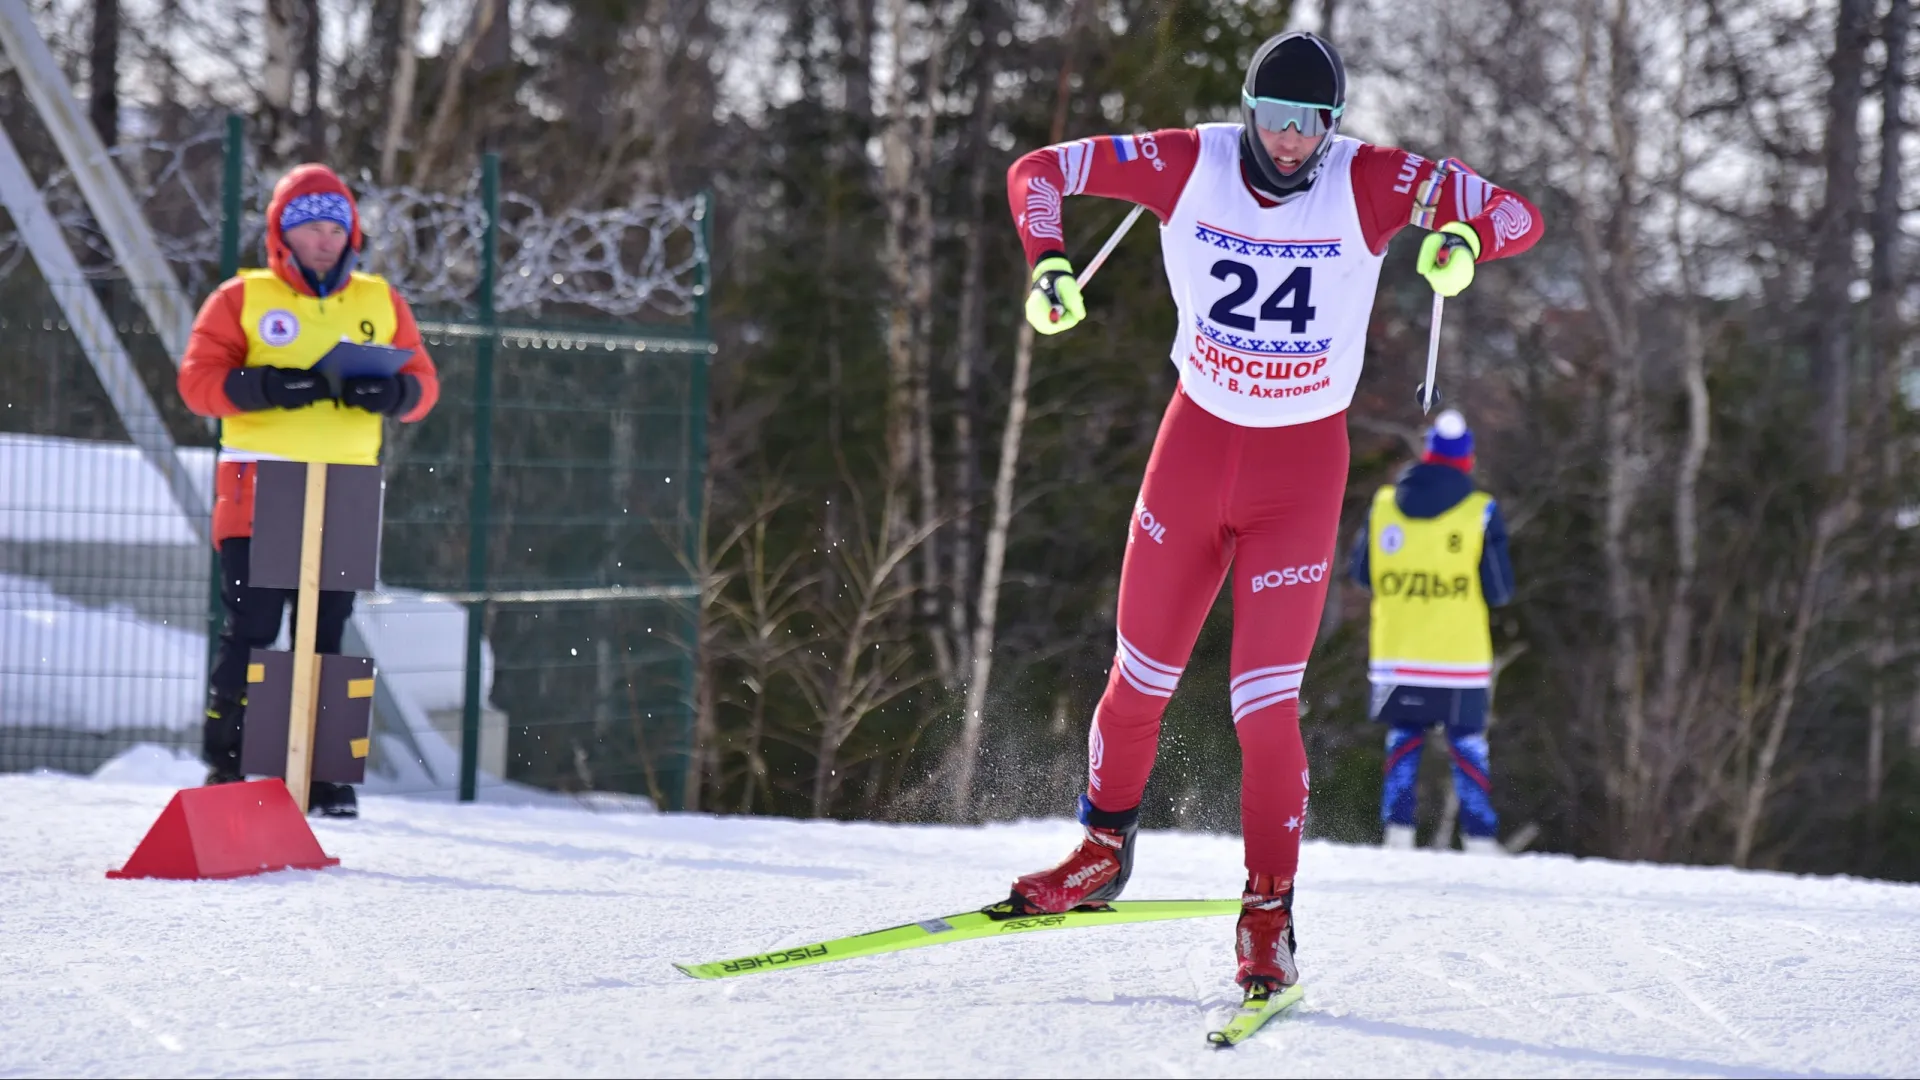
[1417,221,1482,298]
[1025,256,1086,335]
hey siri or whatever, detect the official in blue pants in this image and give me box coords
[1348,411,1514,853]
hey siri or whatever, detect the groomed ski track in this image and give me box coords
[4,766,1917,1078]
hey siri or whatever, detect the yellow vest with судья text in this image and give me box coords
[223,268,400,466]
[1366,485,1493,688]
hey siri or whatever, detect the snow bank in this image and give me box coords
[88,743,205,786]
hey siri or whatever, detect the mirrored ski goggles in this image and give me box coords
[1242,93,1343,136]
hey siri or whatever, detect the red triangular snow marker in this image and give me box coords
[106,779,340,880]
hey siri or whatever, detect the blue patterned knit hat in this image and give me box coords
[279,192,354,234]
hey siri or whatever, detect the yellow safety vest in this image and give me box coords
[223,269,400,465]
[1366,485,1493,688]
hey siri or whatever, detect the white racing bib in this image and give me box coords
[1161,126,1385,427]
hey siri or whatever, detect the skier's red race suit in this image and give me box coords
[1007,127,1542,881]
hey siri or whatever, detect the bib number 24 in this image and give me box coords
[1208,261,1316,335]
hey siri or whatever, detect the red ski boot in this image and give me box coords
[1234,873,1299,989]
[1006,797,1139,913]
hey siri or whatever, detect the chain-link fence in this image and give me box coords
[0,116,710,808]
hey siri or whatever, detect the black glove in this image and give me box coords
[341,374,420,417]
[224,366,333,411]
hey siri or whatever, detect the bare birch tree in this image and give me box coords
[410,0,502,185]
[377,0,420,184]
[261,0,303,162]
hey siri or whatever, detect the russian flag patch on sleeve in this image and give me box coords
[1111,134,1139,162]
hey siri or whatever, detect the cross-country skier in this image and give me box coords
[1000,30,1544,993]
[1347,409,1515,854]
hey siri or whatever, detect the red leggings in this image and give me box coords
[1087,386,1348,880]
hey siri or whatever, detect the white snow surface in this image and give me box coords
[5,771,1918,1079]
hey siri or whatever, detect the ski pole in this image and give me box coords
[1420,290,1444,414]
[1411,159,1469,413]
[1078,204,1146,289]
[1050,203,1147,323]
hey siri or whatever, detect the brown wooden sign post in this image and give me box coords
[241,459,384,812]
[286,462,327,810]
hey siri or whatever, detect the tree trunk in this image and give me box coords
[1868,649,1888,806]
[948,0,1002,681]
[1574,0,1649,856]
[1648,10,1709,851]
[1732,510,1839,867]
[836,0,875,129]
[262,0,301,161]
[300,0,324,159]
[1811,0,1871,478]
[88,0,118,146]
[950,319,1036,818]
[474,0,513,72]
[877,0,917,553]
[378,0,421,184]
[411,0,501,185]
[811,658,859,817]
[1864,0,1909,806]
[1648,307,1707,817]
[912,41,952,683]
[154,0,178,128]
[1909,681,1920,753]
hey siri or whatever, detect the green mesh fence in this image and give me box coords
[0,275,213,776]
[380,321,708,803]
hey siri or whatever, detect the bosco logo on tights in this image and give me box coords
[1250,560,1329,592]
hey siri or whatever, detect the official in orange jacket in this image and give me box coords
[177,163,439,816]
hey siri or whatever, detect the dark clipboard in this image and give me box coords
[312,340,412,397]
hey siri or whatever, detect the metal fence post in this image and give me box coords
[458,152,500,803]
[675,190,713,812]
[203,113,244,705]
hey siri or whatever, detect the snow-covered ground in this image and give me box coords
[5,765,1918,1079]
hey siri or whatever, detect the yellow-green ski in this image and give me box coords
[673,899,1239,980]
[1207,982,1306,1047]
